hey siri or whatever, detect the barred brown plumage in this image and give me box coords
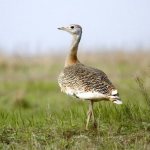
[58,63,115,96]
[58,24,122,130]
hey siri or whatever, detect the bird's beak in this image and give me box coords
[57,27,66,30]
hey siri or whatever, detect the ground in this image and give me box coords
[0,51,150,149]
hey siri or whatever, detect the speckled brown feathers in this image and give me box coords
[58,63,116,98]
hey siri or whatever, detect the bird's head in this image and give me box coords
[58,24,82,36]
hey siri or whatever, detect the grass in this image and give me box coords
[0,51,150,149]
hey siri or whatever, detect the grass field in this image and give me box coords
[0,51,150,149]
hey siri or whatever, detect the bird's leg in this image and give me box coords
[86,104,92,130]
[90,101,97,128]
[86,100,94,130]
[90,101,96,128]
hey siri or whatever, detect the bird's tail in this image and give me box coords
[112,98,123,105]
[109,89,123,105]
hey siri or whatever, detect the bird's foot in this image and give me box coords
[93,121,98,129]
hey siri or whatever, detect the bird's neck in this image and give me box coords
[65,34,81,67]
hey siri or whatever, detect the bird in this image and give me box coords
[58,24,122,130]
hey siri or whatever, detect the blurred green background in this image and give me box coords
[0,0,150,149]
[0,51,150,149]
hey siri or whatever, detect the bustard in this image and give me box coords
[58,24,122,130]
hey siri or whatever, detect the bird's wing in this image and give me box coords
[60,63,116,96]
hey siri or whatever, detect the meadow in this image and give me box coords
[0,50,150,149]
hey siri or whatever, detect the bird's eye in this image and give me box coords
[70,26,74,29]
